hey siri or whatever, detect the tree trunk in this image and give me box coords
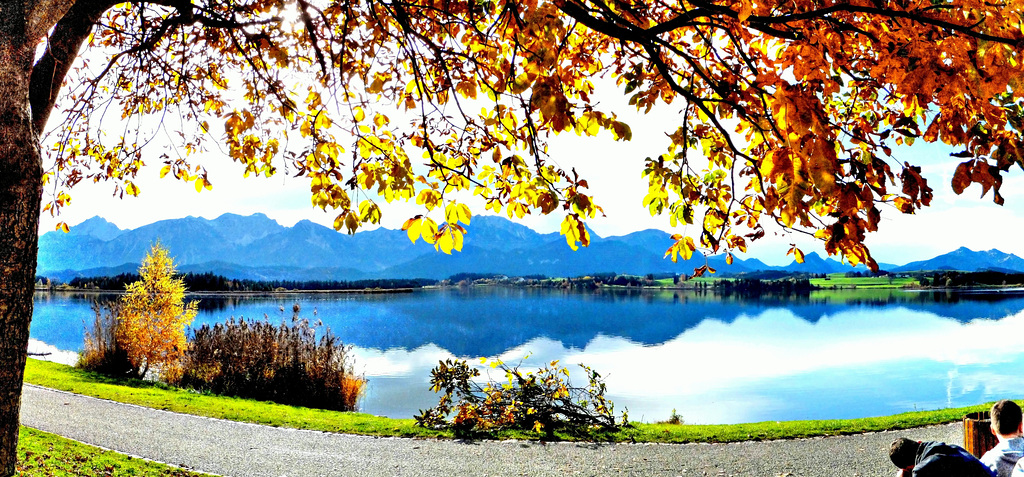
[0,1,45,474]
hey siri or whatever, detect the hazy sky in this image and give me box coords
[36,77,1024,267]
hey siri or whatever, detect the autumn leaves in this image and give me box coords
[45,0,1024,275]
[117,243,197,378]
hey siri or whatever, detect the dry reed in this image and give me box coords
[77,302,135,376]
[172,313,364,411]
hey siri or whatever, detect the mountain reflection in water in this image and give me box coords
[31,287,1024,424]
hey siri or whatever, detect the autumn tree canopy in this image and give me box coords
[39,0,1024,271]
[4,0,1024,473]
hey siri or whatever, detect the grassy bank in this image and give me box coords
[24,359,441,439]
[17,426,202,476]
[25,358,987,444]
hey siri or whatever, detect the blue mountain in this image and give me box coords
[893,247,1024,273]
[39,213,1007,281]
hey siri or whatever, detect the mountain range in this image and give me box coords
[35,213,1024,282]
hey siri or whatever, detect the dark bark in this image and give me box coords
[0,0,45,475]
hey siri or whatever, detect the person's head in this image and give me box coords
[991,400,1023,438]
[890,438,920,469]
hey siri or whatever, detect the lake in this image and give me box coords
[29,287,1024,424]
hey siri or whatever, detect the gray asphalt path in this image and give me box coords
[21,384,964,476]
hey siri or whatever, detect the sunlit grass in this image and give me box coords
[25,358,988,444]
[25,359,442,439]
[17,427,200,476]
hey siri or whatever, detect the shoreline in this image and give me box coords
[33,287,417,296]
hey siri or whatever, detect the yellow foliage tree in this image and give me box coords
[117,243,197,379]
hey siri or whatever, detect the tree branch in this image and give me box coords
[30,0,119,133]
[26,0,77,42]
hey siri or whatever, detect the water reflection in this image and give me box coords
[30,287,1024,424]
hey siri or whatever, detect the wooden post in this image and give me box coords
[964,411,999,457]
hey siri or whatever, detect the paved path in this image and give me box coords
[21,384,964,476]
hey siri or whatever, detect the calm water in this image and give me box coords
[29,287,1024,424]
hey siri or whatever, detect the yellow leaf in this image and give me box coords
[402,217,421,243]
[421,218,438,244]
[789,245,805,263]
[57,222,69,233]
[452,227,464,252]
[358,200,381,224]
[445,202,460,225]
[560,215,580,251]
[314,113,332,131]
[436,230,454,254]
[354,107,365,122]
[682,236,695,261]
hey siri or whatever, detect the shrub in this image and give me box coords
[171,315,364,411]
[77,301,134,376]
[415,358,626,438]
[660,408,684,425]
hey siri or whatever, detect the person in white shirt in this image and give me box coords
[983,400,1024,477]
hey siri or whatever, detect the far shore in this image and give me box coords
[33,287,416,296]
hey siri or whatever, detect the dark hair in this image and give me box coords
[890,438,920,469]
[992,400,1023,436]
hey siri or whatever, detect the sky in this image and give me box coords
[37,123,1024,268]
[35,75,1024,267]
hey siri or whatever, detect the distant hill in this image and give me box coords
[893,247,1024,273]
[769,252,898,275]
[38,213,1013,281]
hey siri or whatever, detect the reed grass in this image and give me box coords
[172,316,365,411]
[76,302,134,376]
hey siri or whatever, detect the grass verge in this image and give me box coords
[24,359,443,439]
[25,358,986,444]
[17,426,202,476]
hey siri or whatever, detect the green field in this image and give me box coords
[653,273,916,289]
[653,276,719,287]
[811,274,917,289]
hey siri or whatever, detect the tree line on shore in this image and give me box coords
[34,269,1024,295]
[38,272,438,292]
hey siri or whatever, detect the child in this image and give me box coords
[982,400,1024,477]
